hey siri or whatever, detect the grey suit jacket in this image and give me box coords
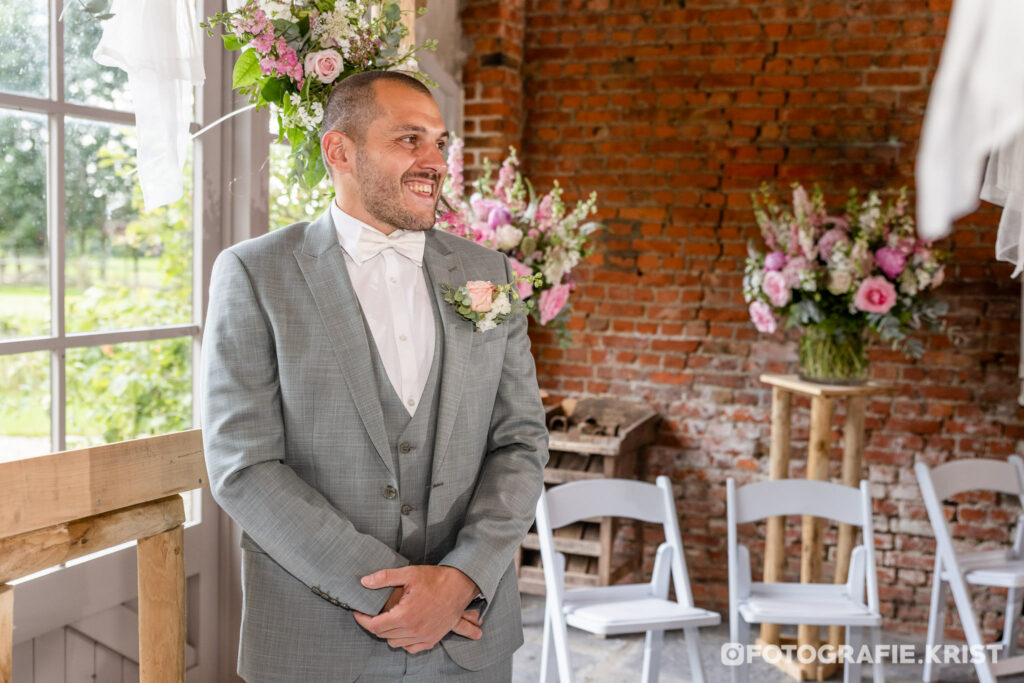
[201,211,548,681]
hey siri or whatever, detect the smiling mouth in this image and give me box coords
[407,181,434,197]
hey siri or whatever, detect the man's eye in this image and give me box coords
[401,136,416,144]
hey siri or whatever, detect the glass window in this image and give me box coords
[66,337,192,448]
[0,0,48,98]
[64,119,192,333]
[62,1,131,111]
[0,351,50,462]
[269,143,332,230]
[0,110,48,340]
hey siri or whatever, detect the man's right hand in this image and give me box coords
[358,585,483,649]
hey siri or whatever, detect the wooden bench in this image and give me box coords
[0,430,206,683]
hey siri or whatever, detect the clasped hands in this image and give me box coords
[352,565,483,653]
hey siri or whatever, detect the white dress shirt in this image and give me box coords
[331,201,436,416]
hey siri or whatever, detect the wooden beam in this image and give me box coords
[0,430,205,538]
[138,525,185,683]
[0,584,11,683]
[761,386,792,647]
[0,496,185,585]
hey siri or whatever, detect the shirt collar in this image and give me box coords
[331,199,421,264]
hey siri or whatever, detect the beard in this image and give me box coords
[354,145,440,232]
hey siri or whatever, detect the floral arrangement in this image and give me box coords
[202,0,436,187]
[436,137,602,344]
[743,184,947,382]
[441,274,541,333]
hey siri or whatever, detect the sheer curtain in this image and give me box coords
[93,0,205,211]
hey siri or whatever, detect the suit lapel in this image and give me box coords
[294,211,396,476]
[423,231,472,478]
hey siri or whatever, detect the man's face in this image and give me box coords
[349,80,449,233]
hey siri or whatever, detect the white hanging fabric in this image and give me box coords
[915,0,1024,242]
[93,0,205,211]
[981,133,1024,276]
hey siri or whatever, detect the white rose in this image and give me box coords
[495,224,523,251]
[304,49,344,84]
[476,319,497,332]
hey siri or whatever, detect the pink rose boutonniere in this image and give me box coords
[441,273,542,332]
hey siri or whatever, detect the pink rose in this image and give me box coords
[817,228,849,261]
[539,283,571,325]
[874,247,906,279]
[749,301,777,334]
[761,270,791,307]
[304,49,344,84]
[465,280,498,313]
[764,251,786,271]
[854,276,897,314]
[508,258,534,299]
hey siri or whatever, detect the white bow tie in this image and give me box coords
[356,228,425,266]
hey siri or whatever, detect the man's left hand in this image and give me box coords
[352,565,481,653]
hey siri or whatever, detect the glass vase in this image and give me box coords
[798,325,868,385]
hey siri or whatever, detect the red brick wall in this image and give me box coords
[462,0,1024,639]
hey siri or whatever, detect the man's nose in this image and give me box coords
[418,144,447,173]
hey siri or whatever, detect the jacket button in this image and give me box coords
[383,485,397,499]
[399,442,413,454]
[401,504,413,516]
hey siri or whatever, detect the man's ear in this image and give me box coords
[322,129,354,176]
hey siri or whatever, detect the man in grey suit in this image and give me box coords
[201,70,548,681]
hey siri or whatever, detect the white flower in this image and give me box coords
[491,292,511,316]
[540,246,580,287]
[476,318,497,332]
[312,5,359,57]
[900,268,919,295]
[495,224,523,251]
[827,269,853,295]
[258,0,293,21]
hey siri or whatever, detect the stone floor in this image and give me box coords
[511,594,1024,682]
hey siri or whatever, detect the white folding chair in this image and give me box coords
[726,478,884,683]
[915,456,1024,683]
[535,475,721,682]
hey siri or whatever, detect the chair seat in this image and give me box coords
[564,597,721,636]
[738,584,881,627]
[938,550,1024,588]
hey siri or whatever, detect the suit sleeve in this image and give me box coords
[201,249,407,615]
[439,255,549,607]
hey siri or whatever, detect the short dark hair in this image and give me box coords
[321,70,432,144]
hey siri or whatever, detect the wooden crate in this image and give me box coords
[517,398,659,595]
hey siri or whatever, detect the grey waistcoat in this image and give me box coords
[362,273,444,565]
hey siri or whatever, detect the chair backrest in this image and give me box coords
[916,456,1024,557]
[726,478,877,610]
[541,477,669,529]
[728,478,869,528]
[535,475,696,606]
[918,456,1024,502]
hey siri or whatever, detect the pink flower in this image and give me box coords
[781,256,808,289]
[508,258,534,299]
[764,251,786,271]
[304,49,344,84]
[749,301,777,334]
[465,281,498,313]
[817,228,849,261]
[487,206,513,229]
[761,270,791,307]
[539,283,571,325]
[854,276,897,314]
[874,247,906,279]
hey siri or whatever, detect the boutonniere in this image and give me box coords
[441,274,542,332]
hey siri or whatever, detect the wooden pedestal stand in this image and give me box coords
[757,374,895,681]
